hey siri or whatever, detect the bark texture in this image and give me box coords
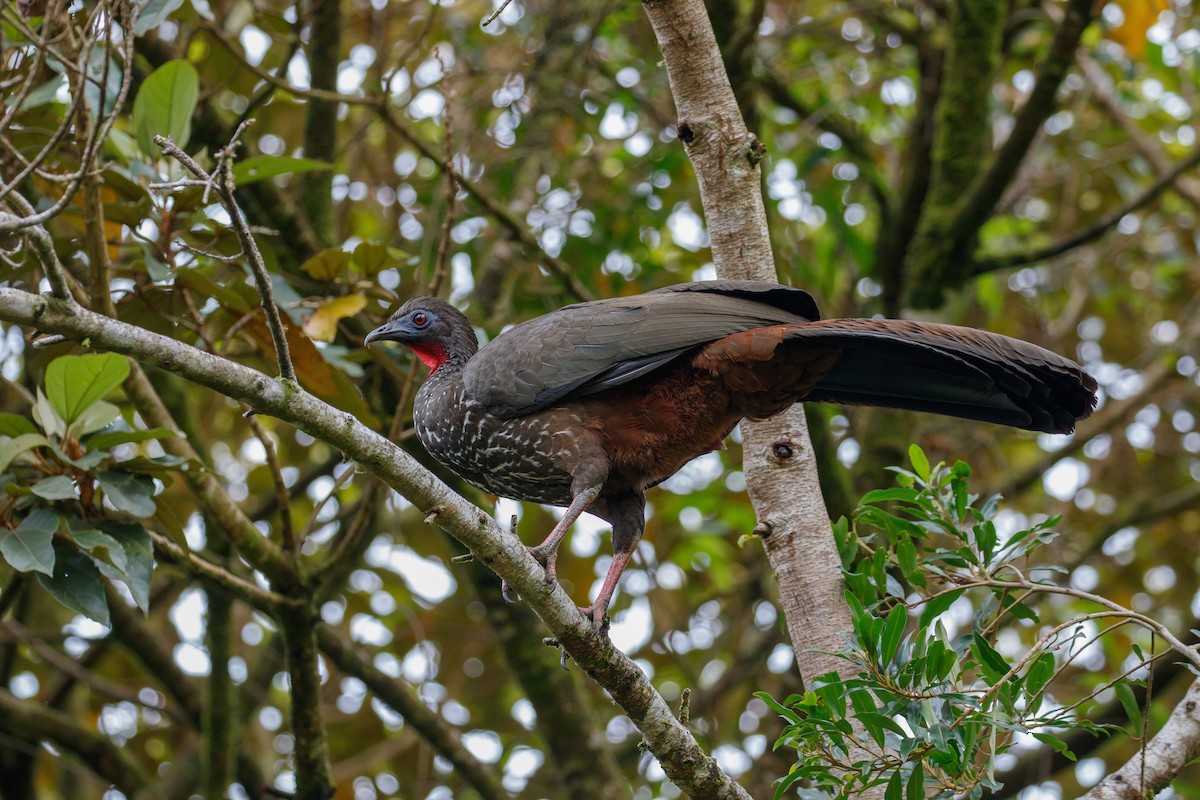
[641,0,856,689]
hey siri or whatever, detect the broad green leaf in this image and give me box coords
[231,155,331,185]
[908,444,930,483]
[18,77,65,111]
[73,400,121,436]
[352,241,391,274]
[100,520,153,613]
[134,0,185,35]
[31,475,78,500]
[0,433,49,474]
[37,543,111,627]
[0,413,36,437]
[97,470,156,517]
[86,425,176,452]
[0,508,59,575]
[303,292,368,343]
[299,248,353,282]
[70,527,129,574]
[45,354,130,425]
[132,60,199,157]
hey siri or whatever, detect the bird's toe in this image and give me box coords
[580,605,610,634]
[500,579,518,604]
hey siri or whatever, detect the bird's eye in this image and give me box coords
[412,312,429,327]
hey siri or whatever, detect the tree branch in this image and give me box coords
[316,627,509,800]
[155,130,298,385]
[0,287,747,800]
[0,687,167,799]
[902,0,1007,307]
[640,0,881,795]
[972,143,1200,274]
[1078,681,1200,800]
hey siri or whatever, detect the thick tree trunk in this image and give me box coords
[639,0,859,695]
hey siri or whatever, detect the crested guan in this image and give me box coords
[365,281,1097,628]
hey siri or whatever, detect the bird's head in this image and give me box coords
[365,297,478,374]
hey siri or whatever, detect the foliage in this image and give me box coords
[0,0,1198,797]
[764,447,1175,799]
[0,354,181,625]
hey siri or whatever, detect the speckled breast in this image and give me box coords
[413,374,577,506]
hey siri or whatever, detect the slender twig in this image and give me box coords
[0,0,135,233]
[972,144,1200,274]
[0,212,72,300]
[155,127,298,383]
[380,108,594,302]
[244,413,297,555]
[147,529,296,609]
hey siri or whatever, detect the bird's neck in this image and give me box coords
[416,321,478,376]
[410,342,451,375]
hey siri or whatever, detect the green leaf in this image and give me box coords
[71,527,129,574]
[1025,651,1056,697]
[18,77,65,111]
[299,248,353,282]
[231,155,331,185]
[45,354,130,425]
[858,487,921,505]
[37,543,111,626]
[31,475,78,500]
[132,60,199,157]
[0,413,36,437]
[918,589,964,629]
[885,770,903,800]
[73,400,121,436]
[97,470,157,517]
[1114,680,1144,737]
[352,241,391,274]
[905,763,925,800]
[908,444,930,483]
[134,0,185,36]
[881,604,907,666]
[1031,732,1075,761]
[86,426,175,452]
[32,389,65,438]
[0,508,59,575]
[896,535,922,586]
[971,632,1010,685]
[0,433,49,474]
[100,520,152,613]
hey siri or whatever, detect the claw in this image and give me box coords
[501,579,518,604]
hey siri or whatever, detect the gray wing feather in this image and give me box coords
[464,281,818,417]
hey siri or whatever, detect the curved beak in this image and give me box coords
[365,319,407,345]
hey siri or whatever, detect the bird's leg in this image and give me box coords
[582,492,645,630]
[501,485,600,603]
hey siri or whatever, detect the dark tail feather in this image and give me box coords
[790,319,1098,434]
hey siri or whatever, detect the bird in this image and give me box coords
[365,280,1097,629]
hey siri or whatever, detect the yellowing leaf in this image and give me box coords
[1107,0,1168,59]
[303,293,368,343]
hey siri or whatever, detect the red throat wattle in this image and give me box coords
[409,342,448,374]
